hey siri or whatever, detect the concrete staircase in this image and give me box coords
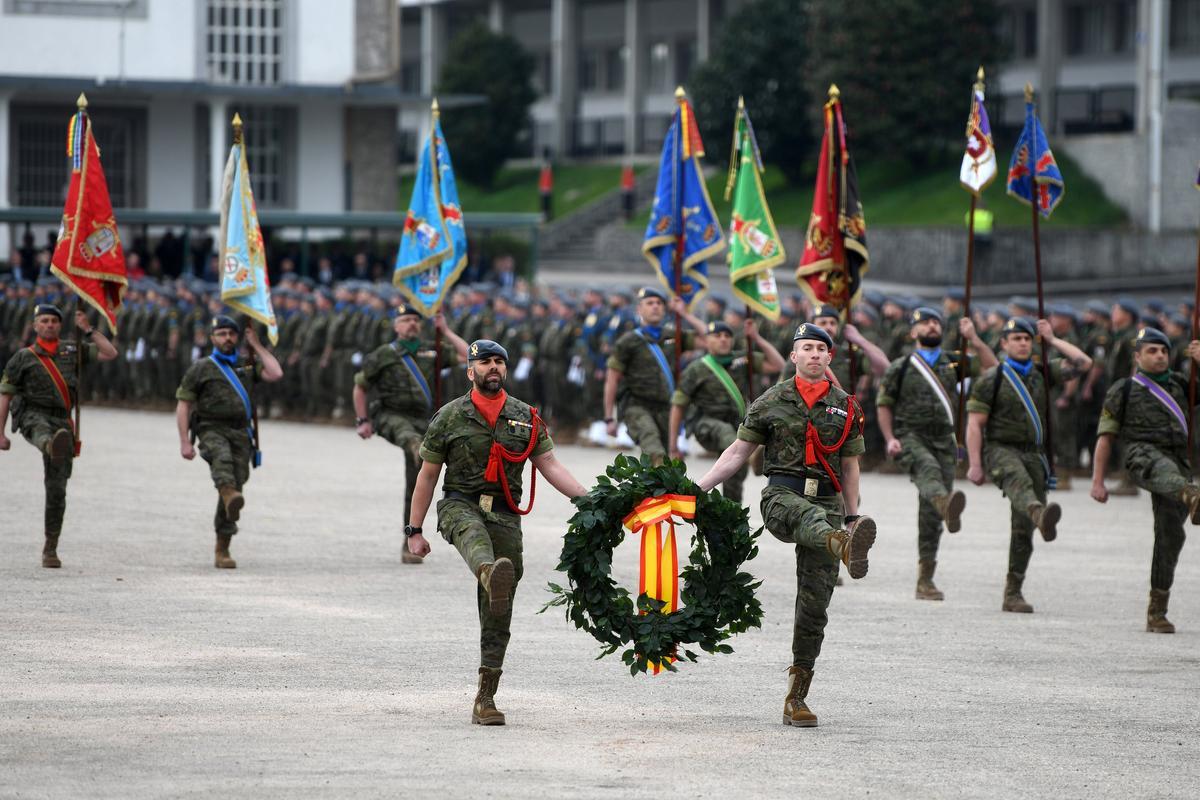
[537,168,660,273]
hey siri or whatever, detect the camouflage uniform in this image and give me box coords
[420,392,553,669]
[176,356,262,538]
[354,339,457,522]
[609,326,692,461]
[877,351,978,561]
[671,351,764,502]
[1,339,96,536]
[737,378,865,671]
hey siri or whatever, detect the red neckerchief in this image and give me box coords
[794,376,830,408]
[471,387,509,430]
[36,337,59,356]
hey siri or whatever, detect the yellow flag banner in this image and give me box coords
[622,493,696,674]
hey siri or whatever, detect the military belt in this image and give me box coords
[197,415,247,427]
[21,402,69,418]
[443,490,517,517]
[767,473,838,498]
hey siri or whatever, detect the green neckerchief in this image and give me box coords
[1137,368,1173,386]
[394,338,421,357]
[699,354,746,417]
[713,353,735,368]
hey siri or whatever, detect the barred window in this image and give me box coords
[205,0,286,86]
[226,105,296,209]
[1171,0,1200,52]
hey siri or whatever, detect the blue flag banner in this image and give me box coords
[1006,101,1064,218]
[393,117,467,317]
[641,98,724,310]
[219,140,278,344]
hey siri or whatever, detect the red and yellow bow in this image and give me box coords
[623,493,696,674]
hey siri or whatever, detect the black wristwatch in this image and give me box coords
[604,417,615,424]
[404,525,422,537]
[355,416,369,426]
[82,329,95,339]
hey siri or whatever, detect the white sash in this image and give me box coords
[908,353,955,426]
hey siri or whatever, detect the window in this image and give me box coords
[675,38,696,86]
[604,46,626,92]
[3,0,147,17]
[579,49,601,92]
[647,41,670,92]
[11,104,145,207]
[1065,1,1135,56]
[205,0,285,86]
[400,59,421,94]
[579,44,625,93]
[225,105,296,209]
[1171,0,1200,51]
[532,50,553,95]
[999,2,1037,58]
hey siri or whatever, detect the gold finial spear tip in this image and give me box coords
[977,66,985,81]
[76,93,88,110]
[231,112,243,128]
[737,95,745,109]
[674,86,686,100]
[432,97,440,116]
[828,83,840,99]
[1024,82,1034,102]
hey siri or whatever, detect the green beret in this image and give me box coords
[33,304,62,321]
[707,320,734,336]
[793,322,835,349]
[210,315,239,333]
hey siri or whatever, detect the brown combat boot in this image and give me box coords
[1147,589,1175,634]
[47,429,73,466]
[401,537,425,565]
[932,490,966,534]
[214,533,237,569]
[915,560,944,601]
[1179,486,1200,526]
[1027,502,1060,542]
[1002,572,1033,613]
[783,666,818,727]
[478,558,515,617]
[472,666,505,725]
[218,485,244,523]
[826,516,877,580]
[42,533,62,569]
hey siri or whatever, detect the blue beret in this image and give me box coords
[1084,300,1109,316]
[1135,327,1171,349]
[1115,297,1139,317]
[944,287,965,301]
[637,286,668,303]
[468,339,508,362]
[1002,317,1036,337]
[1145,298,1166,314]
[910,306,944,326]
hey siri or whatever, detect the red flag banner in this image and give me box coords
[50,102,127,332]
[796,90,869,315]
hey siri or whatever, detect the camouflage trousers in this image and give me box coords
[622,401,670,461]
[196,423,253,537]
[897,431,957,561]
[984,443,1047,577]
[374,410,428,523]
[437,498,524,670]
[18,409,74,535]
[691,416,746,503]
[760,485,843,671]
[1125,442,1190,592]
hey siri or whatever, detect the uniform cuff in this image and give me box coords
[418,446,444,464]
[353,372,368,388]
[965,400,990,415]
[670,390,689,407]
[175,389,197,402]
[736,426,765,445]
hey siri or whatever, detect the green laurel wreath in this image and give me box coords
[541,454,763,676]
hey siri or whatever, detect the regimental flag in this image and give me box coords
[642,92,724,311]
[393,114,468,316]
[1006,94,1064,217]
[724,100,783,321]
[219,118,278,345]
[50,97,127,332]
[960,73,997,195]
[797,88,869,313]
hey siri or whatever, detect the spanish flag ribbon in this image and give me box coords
[623,494,696,674]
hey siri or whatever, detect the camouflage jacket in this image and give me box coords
[1098,371,1191,456]
[671,351,764,425]
[737,378,865,481]
[420,391,553,502]
[877,350,980,439]
[608,326,695,407]
[354,340,457,416]
[176,354,261,423]
[967,357,1074,446]
[1,340,95,414]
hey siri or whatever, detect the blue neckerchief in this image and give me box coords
[208,352,260,467]
[916,347,943,368]
[335,301,348,313]
[638,325,663,342]
[1006,357,1033,377]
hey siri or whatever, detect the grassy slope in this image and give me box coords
[398,164,640,217]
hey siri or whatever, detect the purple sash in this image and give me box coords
[1131,373,1189,434]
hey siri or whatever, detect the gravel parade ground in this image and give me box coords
[2,408,1198,799]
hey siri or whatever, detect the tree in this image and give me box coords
[689,0,814,184]
[805,0,1006,163]
[436,23,537,188]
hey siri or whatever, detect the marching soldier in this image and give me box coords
[175,315,283,568]
[0,305,118,566]
[352,304,468,564]
[668,318,785,501]
[877,307,997,600]
[604,287,708,465]
[405,339,587,726]
[697,322,877,728]
[1090,328,1200,633]
[966,317,1093,613]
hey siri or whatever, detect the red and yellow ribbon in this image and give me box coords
[623,493,696,674]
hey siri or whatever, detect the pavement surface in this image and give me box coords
[2,407,1198,799]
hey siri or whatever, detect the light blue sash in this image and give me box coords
[394,342,433,409]
[1000,361,1051,484]
[209,354,260,467]
[637,331,675,393]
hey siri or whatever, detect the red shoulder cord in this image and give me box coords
[804,396,864,493]
[483,409,543,515]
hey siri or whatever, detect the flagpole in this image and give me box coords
[957,68,984,453]
[431,97,443,408]
[829,84,858,392]
[673,87,686,386]
[1190,213,1200,453]
[73,93,87,456]
[1026,83,1056,482]
[231,112,262,461]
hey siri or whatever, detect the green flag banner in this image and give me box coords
[724,100,784,321]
